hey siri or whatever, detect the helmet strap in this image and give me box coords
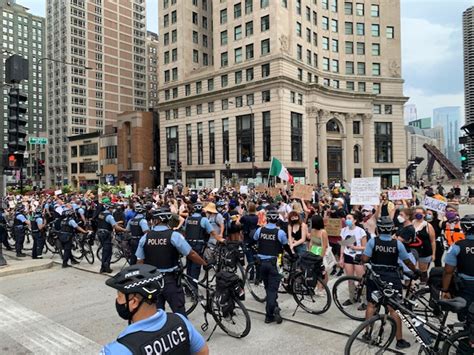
[126,294,147,325]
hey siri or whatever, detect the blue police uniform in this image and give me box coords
[59,215,80,267]
[100,309,205,355]
[0,210,10,250]
[97,210,117,272]
[13,212,27,255]
[253,223,288,320]
[31,215,45,259]
[126,213,150,265]
[136,225,192,315]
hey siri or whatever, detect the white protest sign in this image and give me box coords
[350,177,381,206]
[240,185,249,194]
[124,185,133,197]
[54,189,62,196]
[422,196,447,214]
[388,189,412,201]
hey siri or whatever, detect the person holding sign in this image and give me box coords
[309,214,329,286]
[288,211,308,256]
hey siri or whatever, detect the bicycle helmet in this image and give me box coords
[460,215,474,234]
[134,203,145,214]
[193,202,203,212]
[216,200,226,213]
[106,264,164,299]
[266,205,279,223]
[151,206,172,223]
[376,216,394,234]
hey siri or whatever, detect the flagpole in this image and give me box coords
[267,156,273,187]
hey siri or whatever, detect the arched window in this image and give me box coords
[326,119,341,133]
[354,145,360,164]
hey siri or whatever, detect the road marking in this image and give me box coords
[0,294,102,354]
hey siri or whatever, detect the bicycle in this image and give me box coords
[58,232,95,265]
[344,264,470,354]
[96,232,131,265]
[244,244,266,303]
[180,263,251,339]
[210,241,246,283]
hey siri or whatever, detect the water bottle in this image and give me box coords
[412,318,432,345]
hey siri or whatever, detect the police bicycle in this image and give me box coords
[6,219,33,251]
[57,232,95,265]
[344,264,471,355]
[208,241,246,284]
[96,232,131,265]
[179,261,251,339]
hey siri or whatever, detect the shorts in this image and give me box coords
[399,252,416,281]
[343,253,358,265]
[418,255,432,264]
[366,270,402,303]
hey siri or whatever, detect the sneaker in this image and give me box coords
[342,299,354,307]
[71,259,80,265]
[396,339,411,350]
[274,307,283,324]
[330,267,337,276]
[62,264,72,268]
[337,269,344,277]
[16,253,27,257]
[100,267,113,274]
[315,289,325,297]
[361,332,371,342]
[264,316,275,324]
[36,255,43,259]
[357,303,367,311]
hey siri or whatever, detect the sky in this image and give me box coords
[17,0,472,121]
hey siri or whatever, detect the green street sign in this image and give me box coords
[28,137,48,145]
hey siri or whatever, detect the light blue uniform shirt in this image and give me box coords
[363,234,411,261]
[445,234,474,281]
[100,310,206,355]
[136,225,192,272]
[126,214,150,233]
[253,223,288,260]
[185,213,214,237]
[105,214,117,227]
[16,213,27,224]
[68,219,79,229]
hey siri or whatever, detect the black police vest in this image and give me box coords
[129,217,144,237]
[117,313,190,355]
[455,239,474,277]
[185,216,205,241]
[31,219,40,233]
[60,218,75,234]
[257,227,282,257]
[144,230,180,270]
[97,211,113,231]
[13,213,25,227]
[370,238,399,267]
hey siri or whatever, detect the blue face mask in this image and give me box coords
[345,220,353,228]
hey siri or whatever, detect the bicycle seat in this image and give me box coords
[437,297,467,313]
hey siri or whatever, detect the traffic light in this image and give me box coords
[7,87,28,153]
[177,161,182,173]
[6,153,23,169]
[460,149,470,174]
[314,157,319,174]
[37,159,45,176]
[170,160,176,173]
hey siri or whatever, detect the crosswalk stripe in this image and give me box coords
[0,294,101,354]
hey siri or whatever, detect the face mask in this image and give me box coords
[115,299,132,321]
[414,213,424,220]
[290,219,299,225]
[446,211,457,221]
[397,215,405,224]
[345,220,353,228]
[425,215,433,221]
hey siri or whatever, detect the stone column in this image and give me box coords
[215,169,221,188]
[345,113,356,182]
[306,106,319,184]
[318,110,330,185]
[362,114,373,177]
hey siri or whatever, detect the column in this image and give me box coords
[306,106,318,184]
[345,113,355,182]
[318,110,330,185]
[215,169,221,188]
[362,114,373,177]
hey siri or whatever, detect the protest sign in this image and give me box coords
[54,189,62,196]
[350,177,381,205]
[339,235,356,247]
[268,187,280,198]
[326,218,342,236]
[388,189,412,201]
[183,187,189,195]
[255,185,267,194]
[292,184,313,201]
[124,185,132,198]
[240,185,249,195]
[423,196,447,214]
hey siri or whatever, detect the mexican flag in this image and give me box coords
[269,157,294,184]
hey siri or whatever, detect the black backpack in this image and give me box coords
[216,271,245,317]
[298,252,324,288]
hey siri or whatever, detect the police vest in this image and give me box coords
[129,217,145,237]
[445,222,465,246]
[13,213,25,227]
[370,238,399,267]
[144,230,180,270]
[31,219,40,233]
[117,313,190,355]
[60,218,75,234]
[257,227,282,257]
[97,211,113,231]
[185,216,206,241]
[455,239,474,277]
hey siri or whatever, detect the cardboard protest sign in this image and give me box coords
[255,185,267,193]
[54,189,62,196]
[240,185,249,195]
[423,196,447,214]
[268,187,280,198]
[350,177,381,205]
[388,189,412,201]
[183,186,189,195]
[326,218,342,236]
[292,184,313,201]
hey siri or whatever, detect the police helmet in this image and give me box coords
[34,208,42,216]
[193,202,203,212]
[103,202,114,210]
[216,200,226,212]
[134,203,145,214]
[377,216,394,234]
[105,264,164,301]
[15,205,25,212]
[460,215,474,234]
[266,205,279,223]
[151,207,172,223]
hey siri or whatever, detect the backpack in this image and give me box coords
[222,241,244,268]
[215,271,245,317]
[298,252,324,288]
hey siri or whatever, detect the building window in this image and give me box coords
[358,82,366,92]
[234,3,242,18]
[372,43,381,56]
[209,121,215,164]
[291,112,303,161]
[192,12,198,25]
[327,119,341,133]
[386,26,395,39]
[371,4,380,17]
[246,21,254,36]
[247,93,254,106]
[385,105,393,115]
[235,47,243,63]
[235,71,243,84]
[246,44,254,59]
[332,59,339,73]
[185,84,191,96]
[323,57,329,71]
[208,102,214,113]
[346,61,354,75]
[196,104,202,114]
[354,145,360,164]
[220,30,228,45]
[345,22,353,35]
[186,106,191,116]
[197,122,203,165]
[245,0,253,14]
[208,79,214,91]
[263,111,271,161]
[297,45,303,60]
[261,15,270,31]
[222,99,229,110]
[246,67,254,81]
[322,16,329,30]
[346,81,355,91]
[332,39,339,52]
[261,39,270,55]
[221,52,228,67]
[372,63,381,76]
[331,19,338,32]
[353,121,361,134]
[221,74,228,87]
[234,25,242,40]
[166,126,178,166]
[344,2,353,15]
[186,124,192,165]
[357,42,365,55]
[356,3,364,16]
[375,122,393,163]
[220,9,227,24]
[222,118,229,163]
[345,41,354,54]
[373,83,381,94]
[262,63,270,77]
[322,37,329,50]
[357,62,366,75]
[371,24,380,37]
[196,81,202,94]
[356,23,365,35]
[237,115,254,163]
[236,96,243,107]
[193,49,199,63]
[296,22,302,37]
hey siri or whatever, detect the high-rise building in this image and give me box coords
[432,106,462,167]
[146,31,159,109]
[408,117,431,130]
[404,104,417,125]
[45,0,147,187]
[158,0,408,187]
[463,6,474,168]
[0,0,46,186]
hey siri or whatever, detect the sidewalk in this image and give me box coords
[0,253,53,277]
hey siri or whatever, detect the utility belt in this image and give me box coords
[97,228,112,234]
[14,225,25,229]
[188,240,206,254]
[129,235,142,240]
[260,257,277,266]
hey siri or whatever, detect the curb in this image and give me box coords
[0,259,54,278]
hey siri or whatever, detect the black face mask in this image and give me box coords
[115,299,132,320]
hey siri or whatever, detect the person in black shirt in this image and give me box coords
[240,202,259,266]
[395,208,417,282]
[426,210,443,267]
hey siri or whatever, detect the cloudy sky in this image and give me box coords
[18,0,472,120]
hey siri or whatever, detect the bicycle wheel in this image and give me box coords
[332,275,366,321]
[71,238,83,260]
[245,263,266,303]
[182,278,199,316]
[23,231,33,251]
[44,235,59,254]
[345,314,397,355]
[211,294,251,338]
[441,330,472,355]
[7,231,16,248]
[96,243,122,264]
[83,243,95,265]
[292,273,331,315]
[408,287,443,325]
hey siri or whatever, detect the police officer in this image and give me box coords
[0,207,12,252]
[185,202,220,288]
[97,202,127,273]
[136,207,207,316]
[362,216,420,350]
[126,204,150,265]
[442,214,474,312]
[101,264,209,355]
[72,199,87,226]
[253,206,295,324]
[58,208,89,268]
[13,205,30,257]
[31,208,45,259]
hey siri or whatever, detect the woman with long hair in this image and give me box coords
[288,211,308,256]
[309,214,329,286]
